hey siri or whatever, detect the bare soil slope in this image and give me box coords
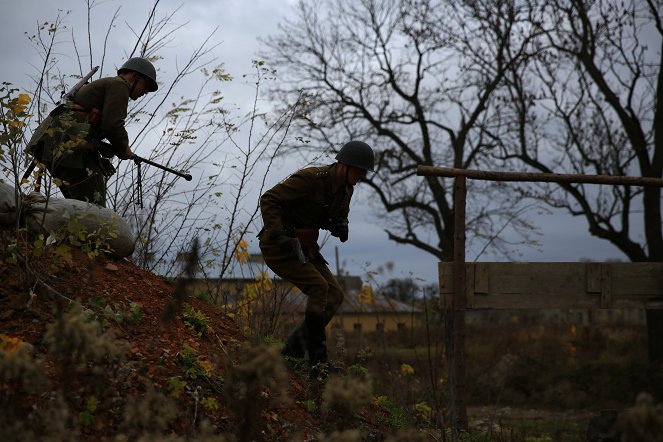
[0,241,329,441]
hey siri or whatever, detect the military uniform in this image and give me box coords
[259,163,353,365]
[26,76,133,207]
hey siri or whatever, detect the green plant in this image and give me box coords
[78,397,98,427]
[60,213,119,258]
[200,396,220,412]
[183,303,212,337]
[88,297,143,328]
[347,363,369,377]
[0,84,30,183]
[374,395,407,428]
[195,290,213,304]
[127,302,143,325]
[175,342,209,379]
[167,376,187,398]
[261,334,280,345]
[44,302,125,365]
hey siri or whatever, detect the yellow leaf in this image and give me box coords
[358,284,374,304]
[0,334,25,354]
[17,94,31,106]
[233,238,250,264]
[399,363,414,376]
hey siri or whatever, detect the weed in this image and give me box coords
[176,342,209,379]
[183,303,213,337]
[78,396,98,427]
[347,363,369,377]
[44,302,125,365]
[201,396,220,412]
[88,297,143,329]
[375,395,407,428]
[195,289,214,304]
[167,376,188,398]
[127,301,143,324]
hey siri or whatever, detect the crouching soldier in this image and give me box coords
[25,57,158,207]
[258,141,375,375]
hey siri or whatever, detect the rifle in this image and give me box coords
[62,66,99,103]
[132,154,192,181]
[130,152,192,209]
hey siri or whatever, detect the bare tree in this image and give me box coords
[496,0,661,261]
[261,0,542,264]
[487,0,663,360]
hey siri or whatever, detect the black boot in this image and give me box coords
[305,311,344,377]
[281,320,307,360]
[305,311,328,366]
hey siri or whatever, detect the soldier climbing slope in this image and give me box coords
[258,141,375,375]
[25,57,158,207]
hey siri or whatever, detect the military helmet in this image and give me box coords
[335,141,375,171]
[118,57,158,92]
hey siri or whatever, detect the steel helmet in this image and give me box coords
[335,141,375,171]
[117,57,158,92]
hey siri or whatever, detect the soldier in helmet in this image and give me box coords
[25,57,158,207]
[258,141,375,375]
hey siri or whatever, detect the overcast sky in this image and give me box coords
[1,0,637,288]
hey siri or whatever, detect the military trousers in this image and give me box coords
[258,239,345,317]
[50,161,107,207]
[29,136,108,207]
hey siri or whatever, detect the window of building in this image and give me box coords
[376,323,384,332]
[353,323,362,332]
[397,322,406,331]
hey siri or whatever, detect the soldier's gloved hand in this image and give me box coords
[329,223,349,242]
[100,158,116,177]
[118,146,134,160]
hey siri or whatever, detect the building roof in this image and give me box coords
[257,276,422,315]
[193,254,422,315]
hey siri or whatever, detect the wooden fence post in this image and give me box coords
[446,175,468,433]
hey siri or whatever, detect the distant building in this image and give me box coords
[184,254,424,334]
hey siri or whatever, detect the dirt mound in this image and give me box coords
[0,241,325,441]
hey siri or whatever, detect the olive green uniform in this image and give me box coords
[259,163,353,364]
[26,76,133,207]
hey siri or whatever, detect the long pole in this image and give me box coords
[447,175,468,433]
[417,165,663,187]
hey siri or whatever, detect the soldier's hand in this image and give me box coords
[329,223,349,242]
[100,158,116,177]
[118,146,134,160]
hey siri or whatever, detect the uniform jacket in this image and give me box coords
[260,164,353,239]
[26,76,132,168]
